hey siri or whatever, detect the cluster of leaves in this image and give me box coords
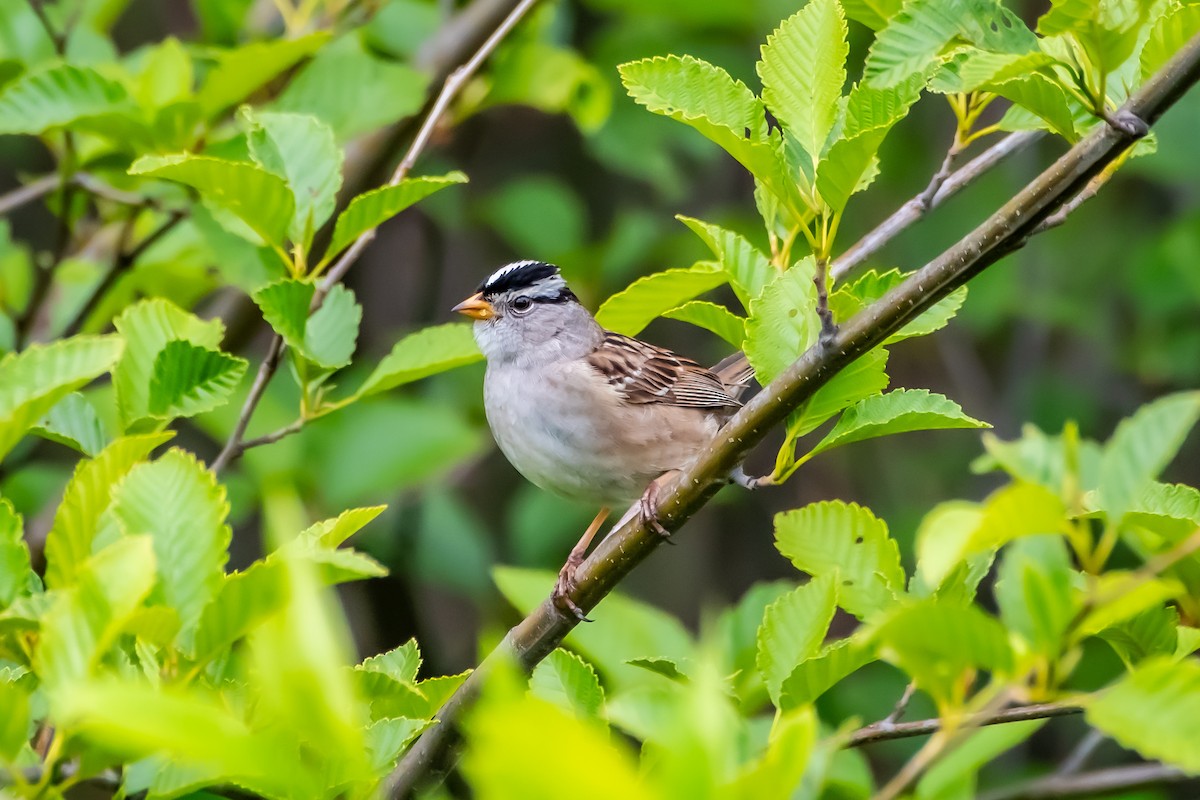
[0,435,463,796]
[465,391,1200,799]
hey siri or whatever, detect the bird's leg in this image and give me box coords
[552,506,611,622]
[638,471,678,540]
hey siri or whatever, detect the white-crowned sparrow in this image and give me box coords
[453,260,754,618]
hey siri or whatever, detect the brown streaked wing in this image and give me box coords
[586,332,741,409]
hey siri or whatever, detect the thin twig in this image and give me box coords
[1055,729,1106,776]
[387,30,1200,796]
[16,135,76,347]
[0,174,59,217]
[915,137,964,211]
[25,0,65,54]
[1032,166,1116,234]
[61,210,185,338]
[211,0,540,474]
[848,702,1081,747]
[881,682,918,726]
[979,763,1193,800]
[831,130,1043,282]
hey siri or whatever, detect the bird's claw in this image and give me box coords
[552,557,592,622]
[639,481,674,542]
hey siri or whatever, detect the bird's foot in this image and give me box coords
[638,478,674,542]
[552,555,591,622]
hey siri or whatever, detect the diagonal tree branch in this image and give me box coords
[978,762,1194,800]
[387,32,1200,798]
[210,0,540,475]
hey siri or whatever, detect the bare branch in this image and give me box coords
[1055,729,1107,776]
[979,763,1194,800]
[848,702,1082,747]
[0,174,59,217]
[387,32,1200,798]
[831,130,1043,282]
[212,0,540,474]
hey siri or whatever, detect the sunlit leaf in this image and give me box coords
[727,708,816,797]
[0,63,149,144]
[1141,4,1200,80]
[112,449,230,637]
[872,599,1014,707]
[356,322,482,398]
[779,636,876,709]
[323,173,467,266]
[784,348,890,442]
[252,278,361,370]
[758,0,848,163]
[0,498,37,608]
[915,719,1045,800]
[677,216,774,308]
[619,55,804,217]
[190,560,286,663]
[831,267,968,342]
[196,33,328,116]
[43,433,173,589]
[995,535,1080,658]
[243,109,343,249]
[663,301,746,348]
[30,391,106,456]
[595,263,727,336]
[775,501,906,619]
[1086,656,1200,772]
[530,649,605,720]
[1099,604,1180,668]
[744,259,820,384]
[1098,391,1200,522]
[130,154,295,250]
[0,335,123,462]
[757,575,838,706]
[358,639,421,685]
[804,389,989,461]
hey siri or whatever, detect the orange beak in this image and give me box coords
[452,292,495,320]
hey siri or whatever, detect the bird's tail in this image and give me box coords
[711,351,755,401]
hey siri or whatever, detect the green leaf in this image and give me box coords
[130,154,295,250]
[274,33,429,140]
[832,268,968,342]
[595,263,727,336]
[990,72,1081,141]
[147,340,247,419]
[530,649,605,720]
[1098,391,1200,522]
[196,33,328,116]
[626,657,689,681]
[111,449,231,636]
[663,301,745,348]
[1099,604,1180,667]
[190,560,286,664]
[804,389,989,461]
[995,535,1080,658]
[112,299,230,430]
[727,708,817,797]
[366,717,430,774]
[677,216,774,308]
[865,0,1036,87]
[756,575,839,706]
[243,109,343,249]
[0,64,147,144]
[39,536,158,691]
[843,0,906,28]
[816,74,926,212]
[915,719,1045,800]
[323,174,468,267]
[494,566,694,691]
[1038,0,1156,78]
[0,678,30,761]
[973,422,1103,493]
[619,55,803,217]
[43,433,172,589]
[0,335,123,462]
[713,581,794,703]
[970,481,1069,553]
[301,505,386,548]
[1086,656,1200,772]
[0,498,36,608]
[357,322,482,398]
[251,278,361,370]
[759,0,848,164]
[744,259,820,385]
[30,391,106,456]
[912,501,985,596]
[779,636,876,709]
[1141,4,1200,80]
[775,501,906,619]
[872,599,1014,708]
[785,348,890,440]
[1077,572,1185,639]
[358,639,421,685]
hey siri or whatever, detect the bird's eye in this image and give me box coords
[512,296,534,314]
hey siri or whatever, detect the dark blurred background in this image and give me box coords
[2,0,1199,789]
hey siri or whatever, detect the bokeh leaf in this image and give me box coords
[530,649,605,720]
[1098,391,1200,521]
[196,33,328,116]
[31,391,106,456]
[1086,656,1200,772]
[756,575,838,705]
